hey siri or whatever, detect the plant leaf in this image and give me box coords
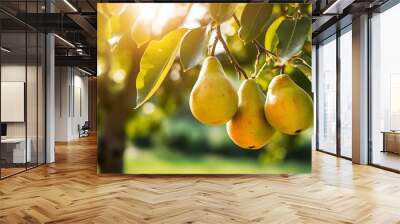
[264,16,285,54]
[300,53,311,66]
[300,3,312,16]
[302,41,312,56]
[180,27,210,72]
[292,58,311,79]
[284,63,312,96]
[276,16,311,60]
[209,3,239,24]
[296,64,311,79]
[239,4,280,43]
[136,28,188,108]
[131,16,152,48]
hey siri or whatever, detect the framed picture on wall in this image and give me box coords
[97,3,313,174]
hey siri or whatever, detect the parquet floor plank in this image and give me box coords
[0,135,399,223]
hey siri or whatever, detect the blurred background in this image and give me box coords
[97,3,312,174]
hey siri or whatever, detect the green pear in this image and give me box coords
[265,74,313,135]
[190,56,238,125]
[227,79,275,149]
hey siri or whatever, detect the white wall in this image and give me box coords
[55,67,89,141]
[55,67,69,141]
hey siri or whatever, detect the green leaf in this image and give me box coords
[256,66,279,91]
[239,4,280,43]
[291,58,312,79]
[131,16,152,48]
[284,63,312,96]
[296,64,311,79]
[265,16,285,54]
[276,16,311,60]
[136,28,188,108]
[209,3,239,24]
[301,53,311,66]
[300,3,312,16]
[303,41,312,56]
[180,27,210,72]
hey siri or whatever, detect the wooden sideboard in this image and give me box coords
[382,131,400,154]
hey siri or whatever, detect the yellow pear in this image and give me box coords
[190,56,238,125]
[265,74,313,135]
[227,79,275,149]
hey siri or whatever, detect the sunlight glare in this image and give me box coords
[111,69,126,84]
[152,4,178,35]
[143,102,155,114]
[170,64,181,82]
[108,35,121,47]
[132,3,208,36]
[97,57,106,76]
[138,3,158,21]
[182,3,208,29]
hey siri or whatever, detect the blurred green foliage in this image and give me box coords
[124,64,312,171]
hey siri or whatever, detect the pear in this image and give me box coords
[190,56,238,125]
[265,74,313,135]
[227,79,275,149]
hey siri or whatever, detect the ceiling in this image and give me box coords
[0,0,97,74]
[311,0,390,43]
[0,0,394,75]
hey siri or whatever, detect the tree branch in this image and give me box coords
[253,43,261,78]
[216,25,248,79]
[232,14,279,59]
[253,40,279,59]
[210,33,218,56]
[232,12,240,26]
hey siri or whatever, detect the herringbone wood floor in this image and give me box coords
[1,135,400,224]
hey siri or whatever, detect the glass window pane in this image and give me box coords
[371,4,400,171]
[340,28,352,158]
[0,0,46,179]
[317,36,337,154]
[38,33,45,165]
[27,31,38,169]
[1,31,27,177]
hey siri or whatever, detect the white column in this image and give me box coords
[352,14,369,164]
[46,32,55,163]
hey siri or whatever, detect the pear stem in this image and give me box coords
[216,25,248,79]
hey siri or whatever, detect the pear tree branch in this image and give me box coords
[210,33,218,56]
[253,43,262,78]
[232,14,278,59]
[216,25,248,79]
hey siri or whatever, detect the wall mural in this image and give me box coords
[97,3,313,174]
